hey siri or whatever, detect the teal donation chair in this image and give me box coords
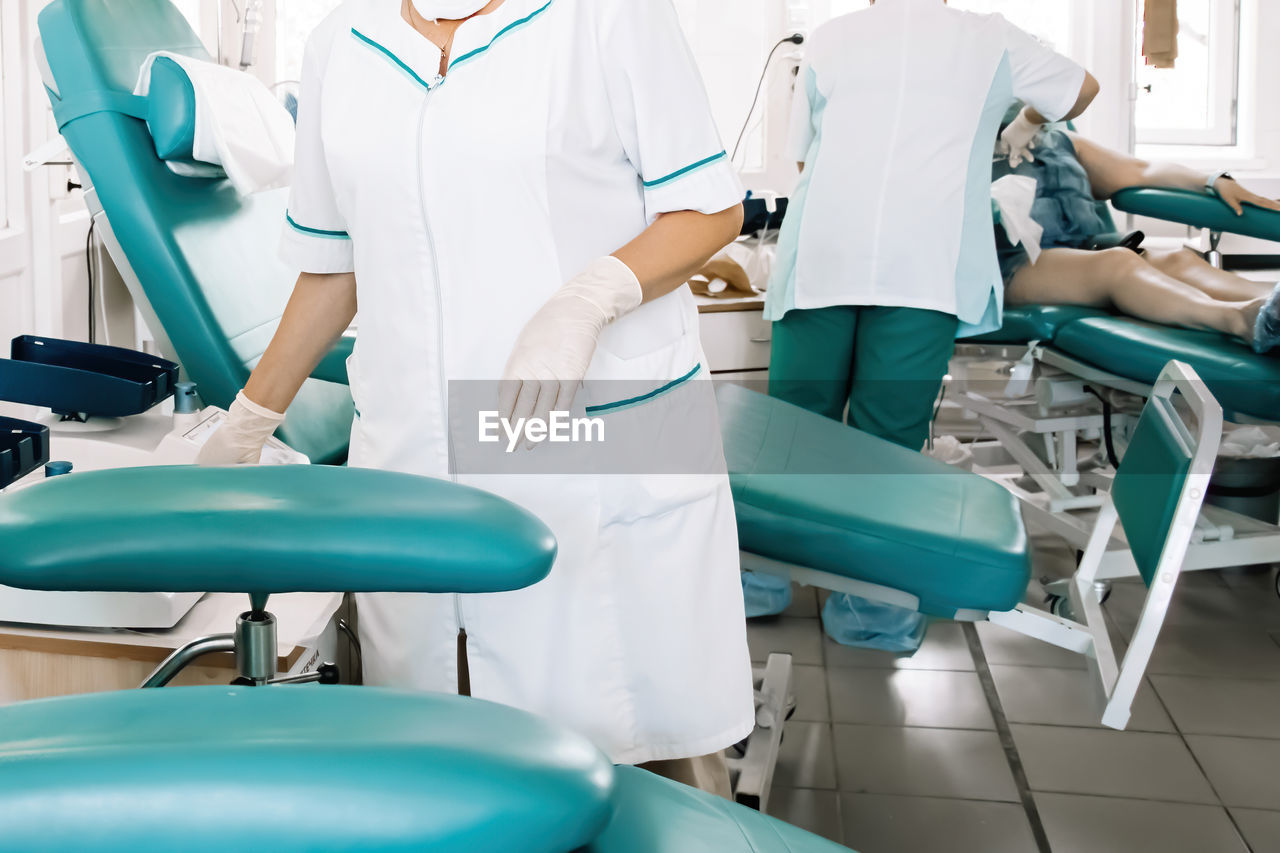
[717,359,1222,731]
[36,0,354,463]
[958,183,1280,592]
[972,184,1280,421]
[0,465,851,852]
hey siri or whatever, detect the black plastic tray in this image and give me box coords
[0,417,49,490]
[0,336,179,418]
[741,196,789,234]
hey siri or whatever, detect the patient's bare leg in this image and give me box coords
[1145,247,1274,302]
[1006,247,1263,342]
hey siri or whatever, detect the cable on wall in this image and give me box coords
[731,33,805,165]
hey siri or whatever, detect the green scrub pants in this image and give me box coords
[768,305,959,450]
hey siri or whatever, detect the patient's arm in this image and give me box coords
[243,272,357,413]
[1069,133,1280,215]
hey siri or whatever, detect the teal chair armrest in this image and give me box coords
[1112,186,1280,242]
[311,335,354,385]
[0,466,557,596]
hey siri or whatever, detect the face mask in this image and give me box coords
[410,0,489,20]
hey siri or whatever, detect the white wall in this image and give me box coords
[0,0,235,353]
[1243,0,1280,179]
[0,0,98,352]
[1069,0,1138,154]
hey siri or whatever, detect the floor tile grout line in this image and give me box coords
[1153,731,1280,743]
[1227,807,1265,853]
[1149,670,1280,685]
[812,595,849,847]
[1150,672,1257,851]
[961,622,1053,853]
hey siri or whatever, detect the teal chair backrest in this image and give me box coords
[37,0,352,463]
[1108,361,1221,588]
[1110,400,1194,586]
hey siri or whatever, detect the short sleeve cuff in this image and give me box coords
[642,152,745,221]
[1036,64,1086,123]
[279,215,355,274]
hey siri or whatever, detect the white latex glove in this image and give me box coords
[499,256,643,445]
[195,390,286,465]
[998,108,1044,168]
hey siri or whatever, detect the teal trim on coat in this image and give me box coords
[351,28,434,90]
[286,213,350,239]
[642,152,728,189]
[585,364,703,415]
[450,0,555,71]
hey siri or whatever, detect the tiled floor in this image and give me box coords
[755,534,1280,852]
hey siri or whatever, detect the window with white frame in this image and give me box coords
[275,0,345,85]
[1135,0,1239,146]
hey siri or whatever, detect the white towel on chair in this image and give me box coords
[991,174,1044,264]
[134,52,295,195]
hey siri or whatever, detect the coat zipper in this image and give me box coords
[416,75,467,644]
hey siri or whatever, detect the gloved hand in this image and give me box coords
[500,256,643,444]
[998,108,1044,168]
[195,390,286,465]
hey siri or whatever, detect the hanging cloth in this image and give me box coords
[1143,0,1179,69]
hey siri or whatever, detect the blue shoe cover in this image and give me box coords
[1253,282,1280,354]
[741,570,793,618]
[821,592,927,652]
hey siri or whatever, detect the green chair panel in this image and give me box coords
[1110,402,1193,587]
[589,766,853,852]
[38,0,352,463]
[0,686,613,853]
[1052,317,1280,421]
[1112,187,1280,242]
[0,466,556,595]
[718,385,1030,617]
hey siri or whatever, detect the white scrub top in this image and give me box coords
[279,0,753,765]
[764,0,1086,336]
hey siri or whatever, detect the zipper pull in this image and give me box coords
[430,74,445,89]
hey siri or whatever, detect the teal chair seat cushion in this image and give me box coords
[589,766,853,852]
[1112,187,1280,242]
[1052,317,1280,421]
[717,385,1030,617]
[962,305,1109,345]
[0,466,556,594]
[0,686,613,853]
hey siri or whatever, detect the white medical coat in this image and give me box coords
[764,0,1086,336]
[279,0,754,764]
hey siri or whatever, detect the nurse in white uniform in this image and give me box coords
[199,0,754,793]
[766,0,1100,450]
